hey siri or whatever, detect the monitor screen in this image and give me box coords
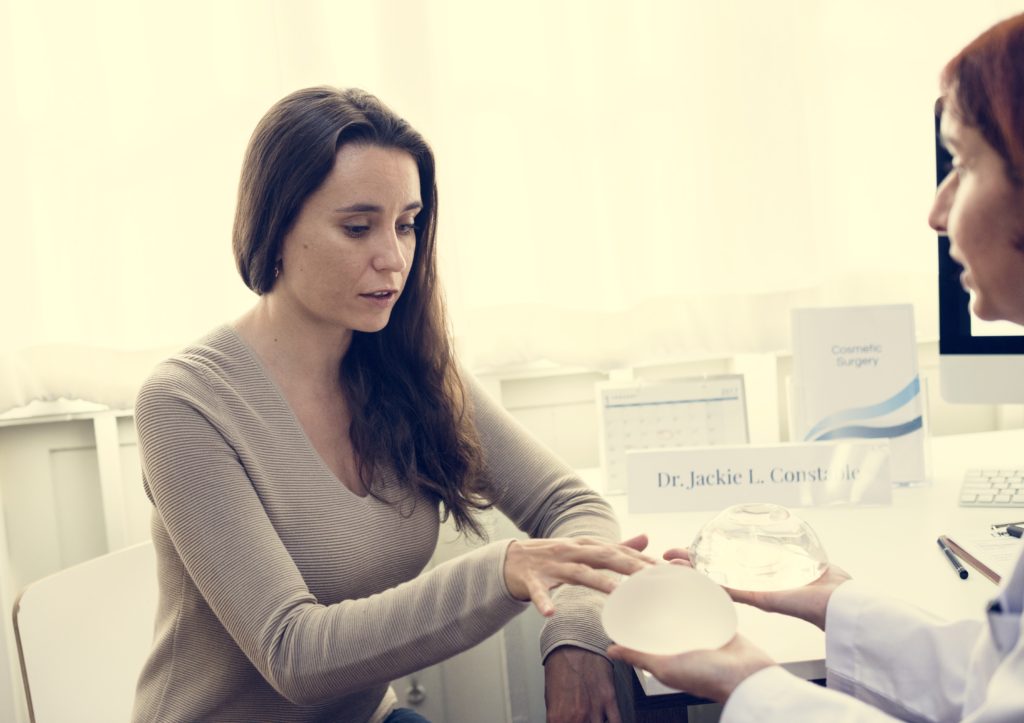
[936,112,1024,403]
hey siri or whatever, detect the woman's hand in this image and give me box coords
[608,633,776,703]
[504,534,653,616]
[663,547,852,630]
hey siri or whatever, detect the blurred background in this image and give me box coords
[3,0,1022,411]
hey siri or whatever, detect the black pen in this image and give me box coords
[937,536,968,579]
[1008,524,1023,539]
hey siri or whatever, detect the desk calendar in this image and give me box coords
[598,376,750,493]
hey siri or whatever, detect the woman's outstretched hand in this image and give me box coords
[504,533,653,616]
[662,547,852,630]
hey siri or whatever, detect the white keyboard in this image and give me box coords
[960,469,1024,507]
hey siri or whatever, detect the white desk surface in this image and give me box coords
[590,428,1024,696]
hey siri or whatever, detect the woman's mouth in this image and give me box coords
[359,289,398,306]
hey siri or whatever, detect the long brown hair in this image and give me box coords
[233,87,491,536]
[941,12,1024,185]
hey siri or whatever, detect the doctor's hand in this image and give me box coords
[505,534,653,616]
[607,633,776,704]
[544,646,621,723]
[663,548,852,630]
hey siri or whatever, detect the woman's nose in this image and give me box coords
[373,230,410,272]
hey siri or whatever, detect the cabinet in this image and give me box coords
[0,405,147,723]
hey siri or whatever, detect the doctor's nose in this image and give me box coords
[928,172,955,235]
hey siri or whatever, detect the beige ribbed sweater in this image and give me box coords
[131,325,619,722]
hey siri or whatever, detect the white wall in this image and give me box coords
[6,0,1024,413]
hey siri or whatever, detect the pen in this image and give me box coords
[937,536,969,579]
[991,521,1024,536]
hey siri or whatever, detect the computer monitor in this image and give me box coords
[936,113,1024,403]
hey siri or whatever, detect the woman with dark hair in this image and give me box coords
[131,87,651,722]
[608,13,1024,722]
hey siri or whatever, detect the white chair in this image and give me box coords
[12,540,157,723]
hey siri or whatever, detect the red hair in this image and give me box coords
[941,12,1024,184]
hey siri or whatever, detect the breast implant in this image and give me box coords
[690,503,828,591]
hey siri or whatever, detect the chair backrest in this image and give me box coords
[12,540,158,723]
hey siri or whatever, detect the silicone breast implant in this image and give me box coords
[690,503,828,591]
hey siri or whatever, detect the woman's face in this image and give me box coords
[929,96,1024,325]
[272,143,421,334]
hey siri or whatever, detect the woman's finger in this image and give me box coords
[505,537,656,608]
[546,541,651,575]
[578,537,658,566]
[621,533,649,552]
[527,576,556,617]
[574,535,657,560]
[584,542,657,572]
[551,562,619,595]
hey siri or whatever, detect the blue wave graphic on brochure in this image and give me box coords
[803,376,922,442]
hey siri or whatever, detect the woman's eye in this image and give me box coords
[397,223,419,236]
[343,224,370,237]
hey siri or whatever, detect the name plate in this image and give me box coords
[626,440,891,513]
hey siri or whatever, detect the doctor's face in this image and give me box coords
[928,97,1024,326]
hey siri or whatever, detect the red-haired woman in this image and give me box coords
[609,13,1024,722]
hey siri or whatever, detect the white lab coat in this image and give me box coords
[721,548,1024,722]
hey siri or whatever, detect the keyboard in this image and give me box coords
[960,469,1024,507]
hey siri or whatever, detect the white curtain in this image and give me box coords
[0,0,1019,412]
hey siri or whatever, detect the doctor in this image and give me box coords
[608,11,1024,723]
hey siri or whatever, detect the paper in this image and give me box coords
[790,305,925,485]
[944,529,1024,583]
[597,376,749,494]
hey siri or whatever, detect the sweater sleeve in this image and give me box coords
[824,581,981,722]
[136,364,530,706]
[467,375,621,660]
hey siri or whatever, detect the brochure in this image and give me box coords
[790,305,925,485]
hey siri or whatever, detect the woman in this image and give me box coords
[608,12,1024,722]
[131,87,651,723]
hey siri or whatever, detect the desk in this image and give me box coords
[599,429,1024,721]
